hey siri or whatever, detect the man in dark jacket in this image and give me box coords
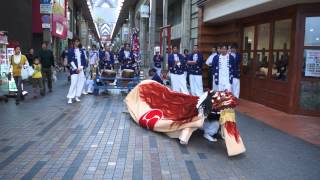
[38,42,54,93]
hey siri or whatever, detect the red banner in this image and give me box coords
[51,14,68,39]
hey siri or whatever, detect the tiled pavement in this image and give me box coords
[0,78,319,180]
[237,99,320,146]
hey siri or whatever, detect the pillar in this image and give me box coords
[162,0,168,69]
[148,0,157,68]
[139,17,147,68]
[128,7,135,39]
[181,0,191,51]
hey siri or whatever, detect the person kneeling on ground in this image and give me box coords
[149,68,163,84]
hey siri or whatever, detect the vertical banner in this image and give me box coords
[52,0,68,39]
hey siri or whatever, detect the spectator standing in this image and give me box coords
[187,46,204,96]
[31,57,44,98]
[10,45,29,105]
[38,42,54,93]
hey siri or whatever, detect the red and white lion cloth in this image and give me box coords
[125,80,245,156]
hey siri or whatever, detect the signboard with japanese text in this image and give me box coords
[305,49,320,77]
[40,0,52,14]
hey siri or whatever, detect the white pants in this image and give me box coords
[83,80,94,93]
[67,71,85,99]
[212,76,232,92]
[155,67,161,76]
[170,73,189,94]
[232,78,240,98]
[203,121,220,136]
[189,75,203,96]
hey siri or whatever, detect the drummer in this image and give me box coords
[99,45,114,70]
[118,43,135,70]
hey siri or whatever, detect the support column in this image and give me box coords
[162,0,168,69]
[139,18,147,67]
[181,0,191,51]
[128,7,135,39]
[148,0,157,68]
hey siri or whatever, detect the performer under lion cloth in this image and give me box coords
[125,80,246,156]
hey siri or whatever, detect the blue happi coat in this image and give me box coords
[231,52,241,79]
[212,54,236,85]
[68,48,87,75]
[99,51,114,70]
[187,52,204,75]
[168,53,185,75]
[153,55,163,68]
[118,49,135,70]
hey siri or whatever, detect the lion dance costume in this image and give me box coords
[125,80,245,156]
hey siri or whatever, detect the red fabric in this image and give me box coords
[225,121,240,143]
[139,82,199,123]
[139,109,163,130]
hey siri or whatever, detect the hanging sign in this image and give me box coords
[40,0,52,14]
[140,5,149,18]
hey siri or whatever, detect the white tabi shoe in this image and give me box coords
[82,92,88,95]
[75,97,81,102]
[203,133,217,142]
[68,98,73,104]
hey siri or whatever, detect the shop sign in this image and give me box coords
[51,14,68,39]
[41,15,51,29]
[0,31,8,44]
[40,0,52,14]
[67,31,73,39]
[305,49,320,77]
[140,5,149,18]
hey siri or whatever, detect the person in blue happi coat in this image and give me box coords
[230,44,241,98]
[66,37,87,104]
[211,44,236,92]
[187,46,204,96]
[149,68,163,84]
[118,43,135,70]
[153,50,163,76]
[99,45,114,70]
[168,46,189,94]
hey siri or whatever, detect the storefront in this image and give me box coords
[198,3,320,116]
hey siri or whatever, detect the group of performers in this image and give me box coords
[66,38,141,103]
[152,44,241,98]
[131,43,245,156]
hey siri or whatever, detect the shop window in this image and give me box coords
[272,51,289,80]
[304,17,320,46]
[272,19,292,81]
[243,26,255,51]
[273,19,291,49]
[257,23,270,50]
[242,26,255,75]
[256,23,270,79]
[299,16,320,111]
[256,51,269,79]
[242,52,254,75]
